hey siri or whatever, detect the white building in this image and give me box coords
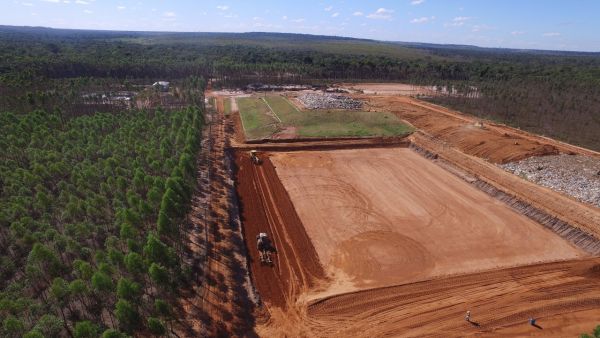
[153,81,170,92]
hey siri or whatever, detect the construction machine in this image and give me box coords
[256,232,273,264]
[249,150,260,164]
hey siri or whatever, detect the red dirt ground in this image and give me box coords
[233,144,599,337]
[411,132,600,239]
[303,258,600,337]
[270,148,586,293]
[220,89,600,337]
[234,151,325,310]
[363,95,566,164]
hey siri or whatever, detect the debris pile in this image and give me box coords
[298,93,363,110]
[501,154,600,208]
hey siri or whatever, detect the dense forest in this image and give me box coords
[1,26,599,149]
[0,106,203,336]
[0,25,599,336]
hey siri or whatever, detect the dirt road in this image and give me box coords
[178,106,257,336]
[233,151,325,310]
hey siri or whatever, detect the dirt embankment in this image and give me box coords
[366,95,568,164]
[411,132,600,240]
[233,152,325,310]
[305,258,600,337]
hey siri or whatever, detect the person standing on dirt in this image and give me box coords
[465,311,471,322]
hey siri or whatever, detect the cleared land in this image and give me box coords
[226,87,600,337]
[340,82,437,96]
[237,95,413,140]
[366,95,565,163]
[270,148,586,293]
[303,258,600,337]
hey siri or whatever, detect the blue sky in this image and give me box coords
[3,0,600,51]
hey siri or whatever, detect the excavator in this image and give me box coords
[256,233,273,264]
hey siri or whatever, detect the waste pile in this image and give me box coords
[501,154,600,208]
[298,93,363,110]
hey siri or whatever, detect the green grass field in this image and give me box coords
[237,95,413,139]
[236,97,280,139]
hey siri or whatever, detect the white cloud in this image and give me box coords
[216,5,229,11]
[163,11,176,17]
[447,16,471,27]
[543,32,561,37]
[511,31,525,36]
[41,0,60,3]
[410,16,434,24]
[83,9,92,14]
[331,12,339,18]
[117,5,125,10]
[367,8,394,20]
[252,16,261,21]
[411,0,425,5]
[292,18,305,23]
[22,2,34,6]
[353,11,363,16]
[282,15,288,20]
[324,5,333,11]
[453,16,470,22]
[75,0,90,4]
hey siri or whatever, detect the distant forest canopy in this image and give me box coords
[1,25,599,149]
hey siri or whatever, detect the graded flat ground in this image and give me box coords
[339,82,436,96]
[270,148,586,292]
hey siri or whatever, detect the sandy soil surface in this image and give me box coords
[270,148,586,295]
[362,95,563,164]
[412,132,600,242]
[339,82,436,96]
[234,151,325,309]
[302,258,600,338]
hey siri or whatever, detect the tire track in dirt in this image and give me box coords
[305,258,600,337]
[233,152,326,311]
[411,132,600,242]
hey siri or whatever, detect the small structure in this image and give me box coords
[153,81,170,92]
